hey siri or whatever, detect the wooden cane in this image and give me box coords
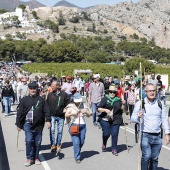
[16,131,20,152]
[122,71,129,153]
[138,62,142,170]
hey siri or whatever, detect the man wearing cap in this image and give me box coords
[16,82,51,167]
[88,74,105,127]
[18,77,28,101]
[47,80,70,152]
[61,75,74,100]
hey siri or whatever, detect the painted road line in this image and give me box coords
[120,126,170,150]
[11,105,52,170]
[39,151,52,170]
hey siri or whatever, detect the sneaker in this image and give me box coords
[25,159,33,167]
[102,144,106,152]
[56,145,61,152]
[112,149,118,156]
[93,122,97,126]
[75,159,81,163]
[98,125,101,129]
[51,145,56,152]
[35,158,41,165]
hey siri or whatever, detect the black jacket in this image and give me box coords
[16,95,51,131]
[2,85,15,101]
[98,96,123,125]
[47,91,70,119]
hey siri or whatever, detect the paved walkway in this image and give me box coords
[0,103,170,170]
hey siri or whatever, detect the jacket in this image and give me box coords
[47,91,70,119]
[16,95,51,131]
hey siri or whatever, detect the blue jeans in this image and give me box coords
[70,124,86,160]
[50,116,64,146]
[23,123,42,160]
[92,102,100,125]
[141,132,162,170]
[100,119,120,150]
[3,96,11,115]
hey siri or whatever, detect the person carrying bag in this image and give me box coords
[64,93,91,163]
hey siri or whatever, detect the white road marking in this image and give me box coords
[11,105,52,170]
[120,126,170,151]
[39,151,52,170]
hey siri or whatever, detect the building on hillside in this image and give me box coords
[0,8,24,25]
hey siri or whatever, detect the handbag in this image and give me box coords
[70,113,80,135]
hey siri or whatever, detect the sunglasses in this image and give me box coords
[109,90,117,94]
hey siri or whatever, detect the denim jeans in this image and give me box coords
[100,119,120,150]
[92,102,100,125]
[141,132,162,170]
[50,116,64,146]
[23,123,42,160]
[3,96,11,115]
[70,123,86,160]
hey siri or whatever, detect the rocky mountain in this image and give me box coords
[53,0,80,8]
[0,0,45,11]
[1,0,170,48]
[87,0,170,48]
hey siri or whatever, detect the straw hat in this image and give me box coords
[108,85,117,92]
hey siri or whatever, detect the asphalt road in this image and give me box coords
[0,103,170,170]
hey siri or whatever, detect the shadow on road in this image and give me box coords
[107,144,133,153]
[0,121,10,170]
[62,141,73,149]
[158,168,169,170]
[81,150,100,160]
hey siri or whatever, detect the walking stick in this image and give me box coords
[16,131,20,152]
[122,71,129,153]
[138,62,142,170]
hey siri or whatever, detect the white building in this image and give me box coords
[0,8,23,25]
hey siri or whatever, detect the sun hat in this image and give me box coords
[73,93,82,103]
[108,85,117,92]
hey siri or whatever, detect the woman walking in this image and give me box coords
[2,80,15,116]
[64,93,91,163]
[98,85,124,156]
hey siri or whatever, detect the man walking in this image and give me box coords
[47,81,69,152]
[16,82,51,167]
[131,83,170,170]
[88,74,105,127]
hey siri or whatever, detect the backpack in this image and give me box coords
[142,99,162,112]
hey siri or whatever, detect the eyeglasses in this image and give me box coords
[109,90,117,94]
[146,90,156,93]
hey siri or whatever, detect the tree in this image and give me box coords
[18,4,26,11]
[32,11,39,19]
[124,57,155,74]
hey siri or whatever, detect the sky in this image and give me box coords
[22,0,140,8]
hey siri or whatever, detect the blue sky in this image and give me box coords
[23,0,140,7]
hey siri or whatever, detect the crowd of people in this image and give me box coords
[0,65,170,169]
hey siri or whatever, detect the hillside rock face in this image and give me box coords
[88,1,170,48]
[1,0,170,48]
[0,0,45,11]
